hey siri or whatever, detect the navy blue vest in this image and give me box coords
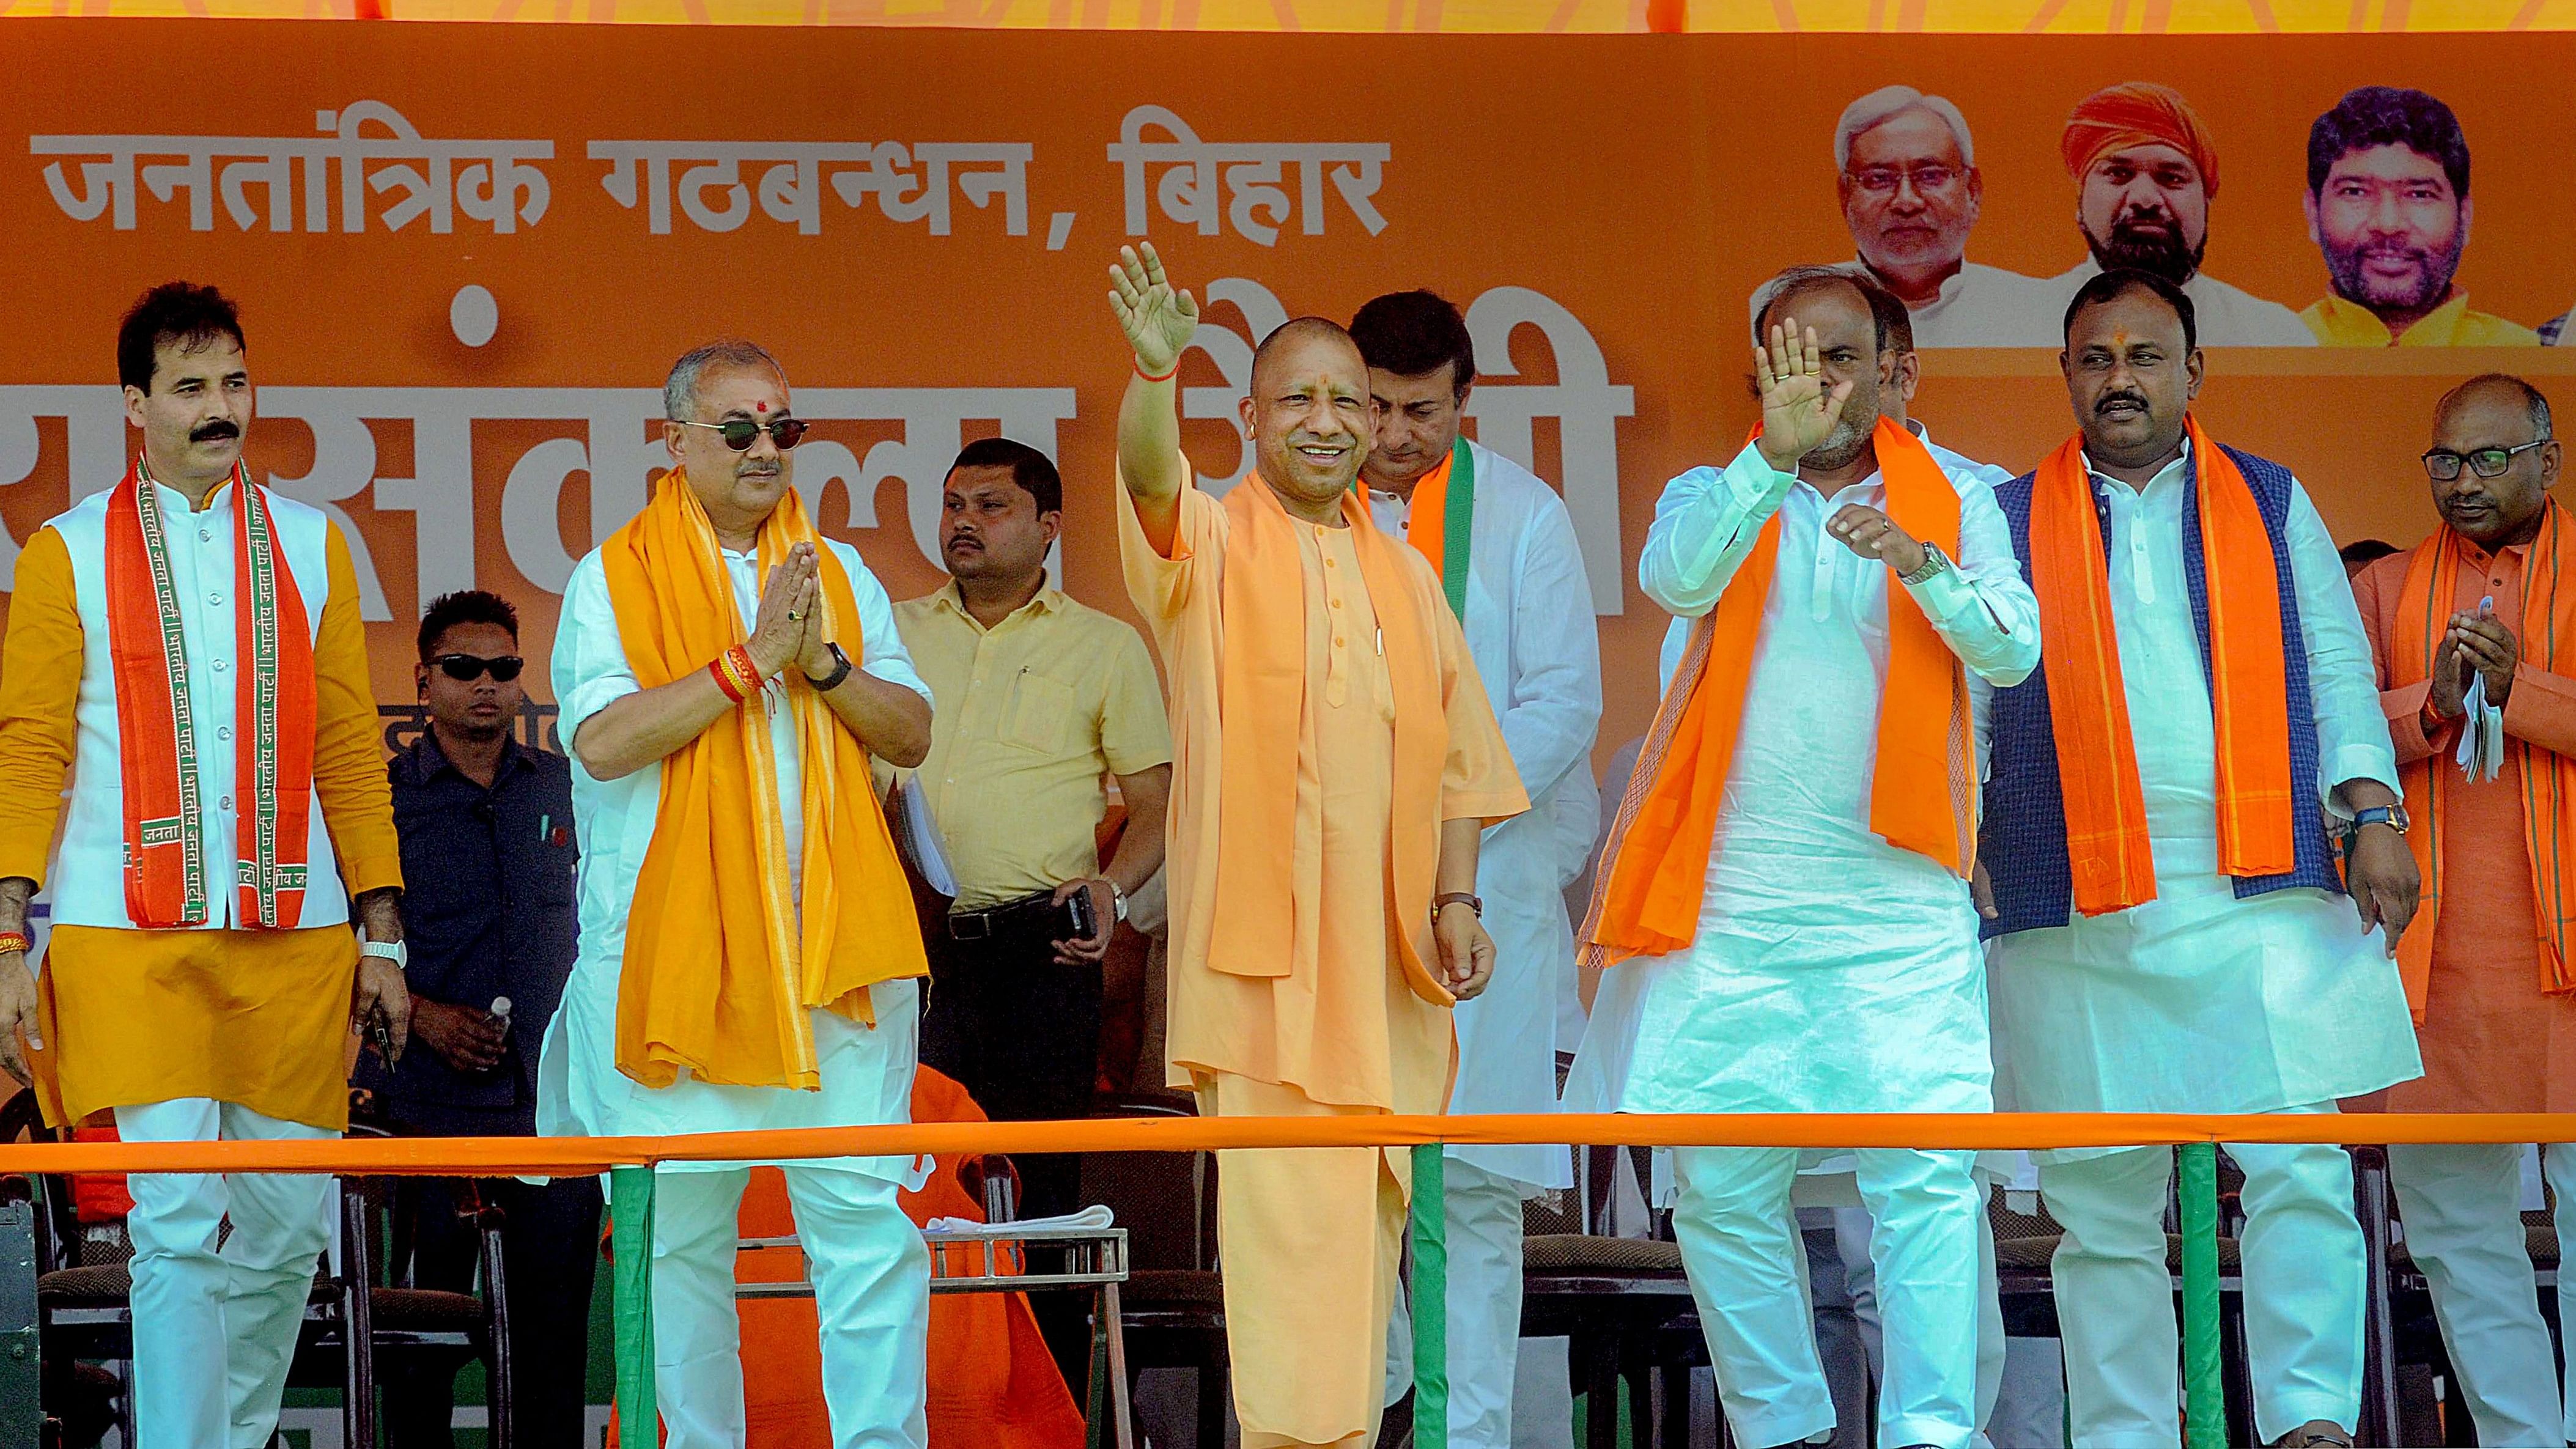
[1982,443,2340,940]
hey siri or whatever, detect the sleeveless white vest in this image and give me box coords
[44,478,351,931]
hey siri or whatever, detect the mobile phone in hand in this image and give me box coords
[1058,885,1098,944]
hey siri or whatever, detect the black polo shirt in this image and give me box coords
[359,731,578,1134]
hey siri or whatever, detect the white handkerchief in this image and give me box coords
[924,1203,1117,1236]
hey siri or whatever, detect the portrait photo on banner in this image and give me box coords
[5,23,2574,758]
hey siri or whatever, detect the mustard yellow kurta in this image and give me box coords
[1119,473,1522,1448]
[0,525,400,1130]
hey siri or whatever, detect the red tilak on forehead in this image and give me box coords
[755,400,768,412]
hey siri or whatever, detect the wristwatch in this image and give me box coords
[1109,881,1129,924]
[2339,803,2412,841]
[804,642,855,693]
[359,937,408,972]
[1898,542,1955,588]
[1431,892,1482,931]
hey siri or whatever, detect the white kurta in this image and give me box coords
[1570,440,2039,1119]
[1368,442,1601,1192]
[2040,262,2319,347]
[537,536,937,1181]
[1985,441,2421,1123]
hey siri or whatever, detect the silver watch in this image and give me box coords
[360,938,407,972]
[1898,542,1955,588]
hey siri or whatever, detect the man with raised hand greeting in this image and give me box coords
[1573,267,2039,1449]
[541,339,939,1448]
[1107,243,1526,1449]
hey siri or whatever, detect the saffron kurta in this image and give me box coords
[2353,545,2576,1113]
[0,492,400,1130]
[1118,466,1522,1449]
[1118,473,1526,1114]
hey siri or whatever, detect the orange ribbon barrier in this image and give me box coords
[7,1111,2576,1176]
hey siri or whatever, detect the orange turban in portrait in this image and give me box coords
[2061,81,2220,197]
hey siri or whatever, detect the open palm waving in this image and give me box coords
[1752,316,1854,474]
[1108,243,1200,376]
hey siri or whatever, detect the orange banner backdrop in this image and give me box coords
[5,22,2575,761]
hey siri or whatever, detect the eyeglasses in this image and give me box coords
[1848,164,1960,195]
[673,417,810,452]
[431,653,525,682]
[2423,438,2550,481]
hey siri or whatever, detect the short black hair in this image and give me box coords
[1754,267,1914,356]
[2338,539,2401,570]
[418,589,520,663]
[2063,267,2198,355]
[1349,290,1477,399]
[118,282,245,395]
[948,437,1062,515]
[2308,86,2470,201]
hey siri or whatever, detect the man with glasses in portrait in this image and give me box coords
[539,340,940,1447]
[365,588,601,1448]
[2350,375,2576,1448]
[1763,85,2061,348]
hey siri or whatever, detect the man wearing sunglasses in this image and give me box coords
[364,589,599,1449]
[2350,374,2576,1446]
[540,339,939,1448]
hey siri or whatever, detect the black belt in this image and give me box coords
[945,890,1057,942]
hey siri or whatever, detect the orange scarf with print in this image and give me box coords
[104,456,316,929]
[2386,502,2576,1020]
[603,471,925,1091]
[1582,418,1972,967]
[2024,419,2294,916]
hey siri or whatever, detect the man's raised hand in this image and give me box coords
[1108,243,1199,378]
[1753,317,1853,474]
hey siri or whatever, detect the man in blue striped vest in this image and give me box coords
[1980,268,2423,1449]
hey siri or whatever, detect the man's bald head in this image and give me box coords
[2435,372,2552,439]
[1239,316,1372,514]
[1251,317,1367,396]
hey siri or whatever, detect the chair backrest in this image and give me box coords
[1079,1096,1214,1272]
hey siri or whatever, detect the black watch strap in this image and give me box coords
[805,642,855,693]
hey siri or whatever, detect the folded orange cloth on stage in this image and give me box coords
[606,1067,1083,1449]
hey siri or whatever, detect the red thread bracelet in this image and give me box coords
[1134,359,1180,384]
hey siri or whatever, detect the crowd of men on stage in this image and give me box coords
[0,224,2569,1449]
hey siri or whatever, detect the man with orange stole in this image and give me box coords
[1981,270,2421,1449]
[2353,373,2576,1448]
[0,282,409,1449]
[539,339,939,1448]
[1573,266,2040,1449]
[1105,242,1526,1449]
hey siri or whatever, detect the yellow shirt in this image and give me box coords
[0,522,400,1129]
[893,584,1172,910]
[2300,292,2541,347]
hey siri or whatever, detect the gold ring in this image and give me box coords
[788,610,804,621]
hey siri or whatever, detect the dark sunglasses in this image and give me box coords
[674,416,810,452]
[2423,438,2550,482]
[431,653,525,683]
